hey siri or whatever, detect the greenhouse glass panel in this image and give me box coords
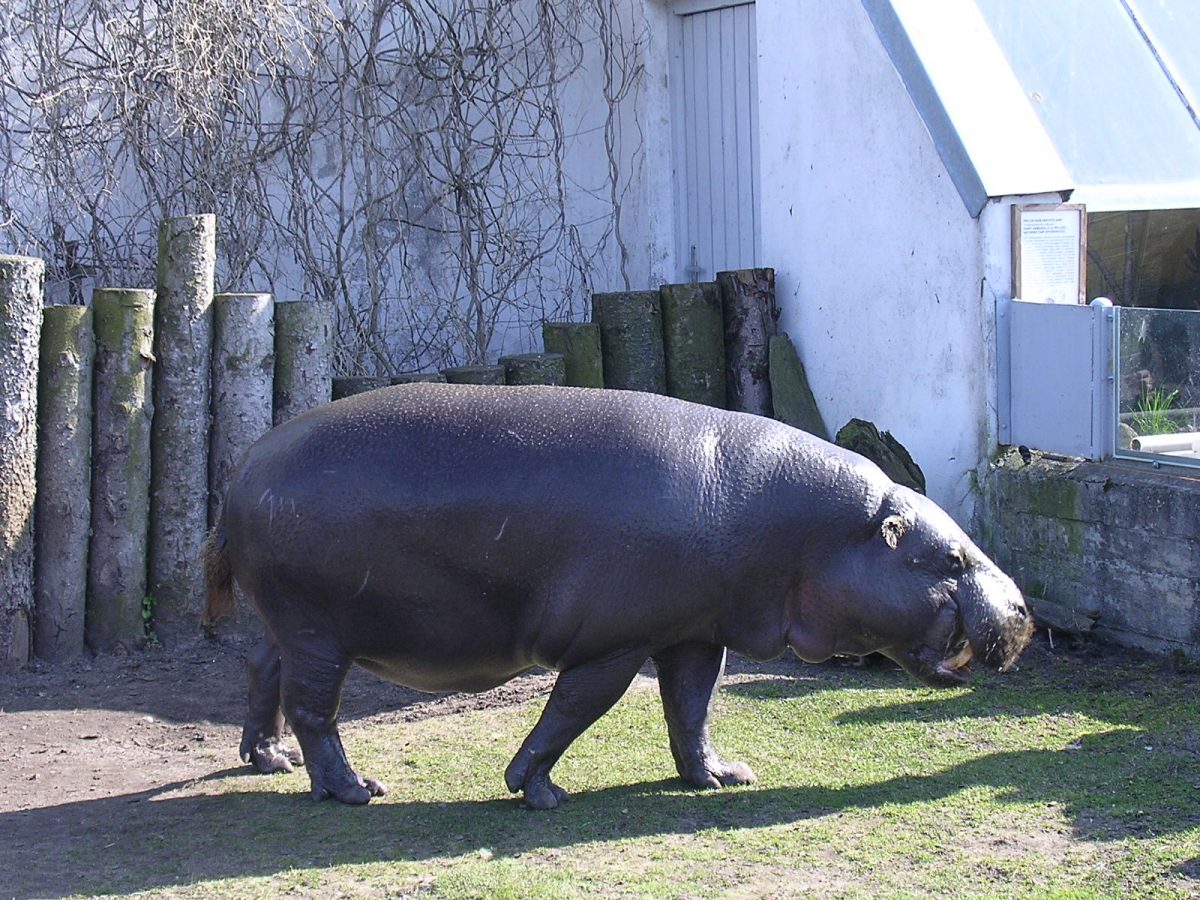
[1125,0,1200,116]
[1114,306,1200,467]
[975,0,1200,196]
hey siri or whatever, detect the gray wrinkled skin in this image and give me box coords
[212,383,1033,809]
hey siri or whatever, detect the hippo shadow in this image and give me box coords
[2,728,1188,898]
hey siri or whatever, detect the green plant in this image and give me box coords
[1133,386,1181,435]
[142,594,159,646]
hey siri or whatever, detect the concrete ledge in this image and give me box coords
[985,450,1200,656]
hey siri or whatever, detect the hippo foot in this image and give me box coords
[521,775,570,811]
[505,753,569,810]
[680,759,756,791]
[241,736,305,774]
[312,775,388,805]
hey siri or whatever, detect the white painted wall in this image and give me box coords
[548,0,675,304]
[753,0,993,523]
[585,0,1050,525]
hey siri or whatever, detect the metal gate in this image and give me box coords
[670,1,760,283]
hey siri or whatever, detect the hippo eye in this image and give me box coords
[945,546,966,575]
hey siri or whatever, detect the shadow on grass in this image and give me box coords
[7,727,1198,898]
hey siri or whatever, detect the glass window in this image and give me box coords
[1114,306,1200,465]
[1088,209,1200,310]
[974,0,1200,194]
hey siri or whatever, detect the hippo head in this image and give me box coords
[787,486,1033,687]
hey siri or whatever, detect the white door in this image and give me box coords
[671,1,761,283]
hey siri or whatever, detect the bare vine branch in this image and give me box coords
[0,0,642,373]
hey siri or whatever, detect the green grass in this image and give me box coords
[1133,386,1183,436]
[22,645,1200,898]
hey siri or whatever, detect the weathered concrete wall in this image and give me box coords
[755,0,988,523]
[986,452,1200,655]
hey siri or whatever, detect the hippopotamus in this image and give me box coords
[203,383,1032,809]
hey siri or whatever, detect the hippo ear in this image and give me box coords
[880,514,909,550]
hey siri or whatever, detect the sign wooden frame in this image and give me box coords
[1012,203,1087,304]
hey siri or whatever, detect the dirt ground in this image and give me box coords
[0,631,818,811]
[0,631,570,815]
[0,632,1139,898]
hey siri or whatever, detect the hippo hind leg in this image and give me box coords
[280,642,386,804]
[239,631,305,774]
[505,648,645,810]
[652,642,755,790]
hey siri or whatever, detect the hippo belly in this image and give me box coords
[205,382,1032,808]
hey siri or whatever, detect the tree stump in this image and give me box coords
[0,255,44,670]
[34,304,94,661]
[835,419,927,494]
[273,299,332,425]
[149,214,216,646]
[442,365,506,385]
[210,293,274,527]
[332,376,389,399]
[769,333,829,440]
[501,353,567,386]
[718,268,778,415]
[391,372,447,384]
[88,288,154,654]
[541,322,604,388]
[591,290,666,393]
[660,282,727,407]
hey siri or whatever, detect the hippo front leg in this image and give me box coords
[505,649,645,810]
[239,632,305,774]
[652,642,755,790]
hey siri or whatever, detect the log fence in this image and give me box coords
[1,215,799,667]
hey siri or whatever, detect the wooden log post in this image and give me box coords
[591,290,667,393]
[34,305,94,661]
[273,299,333,425]
[718,268,778,415]
[660,282,727,407]
[541,322,604,388]
[441,365,506,385]
[0,255,44,670]
[390,372,447,385]
[88,288,154,654]
[210,293,274,527]
[769,333,829,440]
[500,353,567,386]
[331,376,389,399]
[149,214,216,645]
[835,419,927,494]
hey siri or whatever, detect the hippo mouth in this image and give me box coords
[934,637,974,683]
[895,613,977,688]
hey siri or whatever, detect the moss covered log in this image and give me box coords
[769,333,829,440]
[273,300,332,425]
[332,376,389,399]
[500,353,567,386]
[0,255,44,670]
[149,215,215,645]
[88,288,154,654]
[34,304,94,661]
[660,282,727,407]
[541,322,603,388]
[835,418,926,494]
[591,291,666,393]
[442,365,506,385]
[391,372,447,384]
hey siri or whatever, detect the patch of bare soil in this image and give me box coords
[0,634,811,813]
[0,633,564,816]
[0,634,1117,897]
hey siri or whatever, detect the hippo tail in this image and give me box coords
[201,526,235,625]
